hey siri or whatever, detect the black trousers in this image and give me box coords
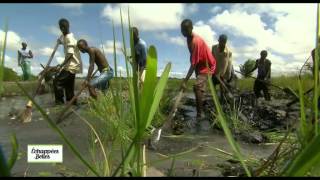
[254,79,271,101]
[53,70,76,104]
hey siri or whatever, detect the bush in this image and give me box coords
[239,59,256,78]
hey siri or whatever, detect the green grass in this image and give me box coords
[0,17,8,96]
[4,4,320,177]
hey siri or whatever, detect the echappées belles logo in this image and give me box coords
[28,145,63,163]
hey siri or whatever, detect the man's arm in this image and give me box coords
[86,49,95,81]
[265,61,271,80]
[29,50,33,59]
[181,55,195,90]
[60,53,73,68]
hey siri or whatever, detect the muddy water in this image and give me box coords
[0,94,276,177]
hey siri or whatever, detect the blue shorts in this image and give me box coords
[90,68,114,91]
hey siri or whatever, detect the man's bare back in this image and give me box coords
[89,47,109,72]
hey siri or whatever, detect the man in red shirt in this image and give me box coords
[180,19,216,120]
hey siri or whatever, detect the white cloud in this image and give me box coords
[156,32,185,47]
[43,25,61,36]
[101,3,185,31]
[211,6,223,14]
[208,3,317,76]
[0,30,23,51]
[193,21,217,48]
[78,34,94,43]
[101,40,123,55]
[56,56,65,64]
[39,47,61,57]
[185,3,199,15]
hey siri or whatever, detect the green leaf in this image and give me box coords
[15,81,100,176]
[7,134,18,170]
[282,134,320,176]
[207,74,251,177]
[144,62,171,130]
[0,146,10,177]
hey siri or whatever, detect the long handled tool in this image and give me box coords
[162,88,186,131]
[234,70,296,96]
[20,42,59,123]
[55,69,99,124]
[286,87,314,107]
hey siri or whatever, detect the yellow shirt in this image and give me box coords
[59,33,83,74]
[212,44,232,80]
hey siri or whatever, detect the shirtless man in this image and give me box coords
[77,39,114,99]
[248,50,272,101]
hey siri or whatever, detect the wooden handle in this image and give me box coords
[234,70,283,90]
[56,69,99,124]
[32,42,59,98]
[162,88,185,130]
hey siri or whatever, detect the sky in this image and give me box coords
[0,3,318,78]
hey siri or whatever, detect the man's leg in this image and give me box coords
[262,82,271,101]
[253,80,262,99]
[53,70,69,104]
[25,61,31,81]
[65,71,76,104]
[21,62,27,81]
[193,74,207,119]
[88,76,99,99]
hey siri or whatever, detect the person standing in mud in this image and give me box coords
[211,34,233,102]
[53,18,83,105]
[77,39,114,99]
[247,50,272,101]
[18,42,33,81]
[180,19,216,121]
[132,27,147,84]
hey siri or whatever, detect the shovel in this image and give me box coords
[234,70,296,97]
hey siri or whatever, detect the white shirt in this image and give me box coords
[18,48,31,63]
[58,33,83,74]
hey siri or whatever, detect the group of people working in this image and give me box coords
[18,18,147,106]
[18,18,274,119]
[179,19,272,121]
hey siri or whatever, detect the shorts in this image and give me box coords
[194,74,209,92]
[89,68,114,91]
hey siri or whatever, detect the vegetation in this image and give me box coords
[2,4,320,178]
[239,59,256,78]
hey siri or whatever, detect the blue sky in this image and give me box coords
[0,3,318,78]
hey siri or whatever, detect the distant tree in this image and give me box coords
[239,59,256,78]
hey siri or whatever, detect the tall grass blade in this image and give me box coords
[15,81,100,176]
[314,3,320,135]
[298,79,308,146]
[71,109,110,176]
[282,134,320,176]
[0,17,8,96]
[0,146,10,177]
[207,75,251,176]
[7,134,18,170]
